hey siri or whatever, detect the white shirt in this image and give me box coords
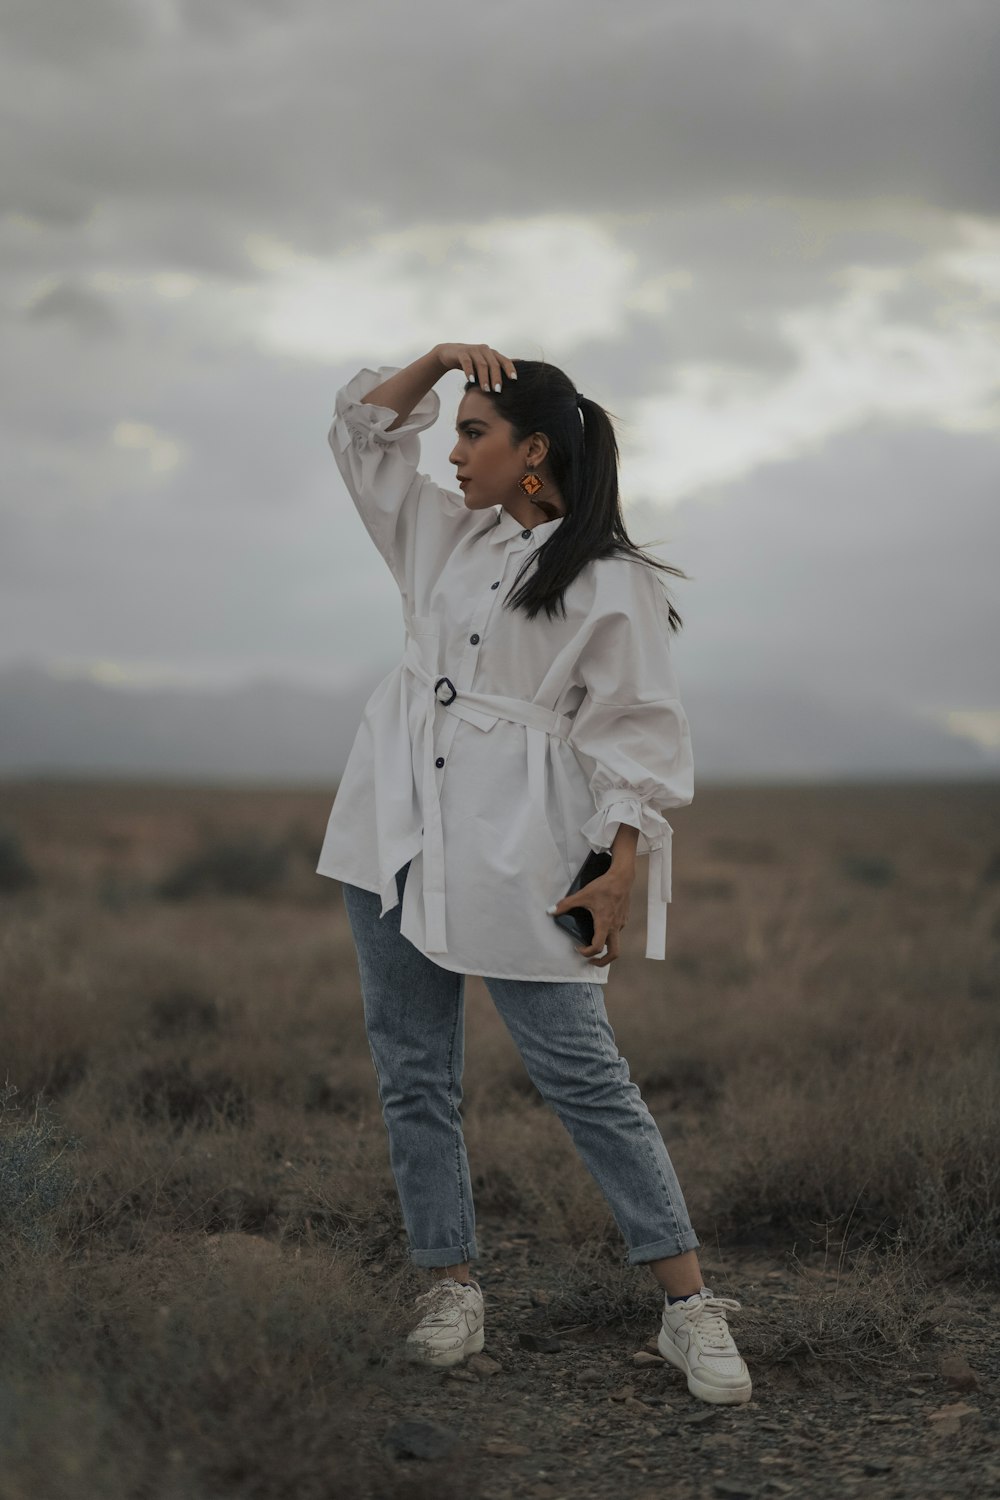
[315,365,695,984]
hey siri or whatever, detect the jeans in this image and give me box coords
[341,859,700,1269]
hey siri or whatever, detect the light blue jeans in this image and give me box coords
[341,859,700,1270]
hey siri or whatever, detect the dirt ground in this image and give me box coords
[338,1210,999,1500]
[1,778,998,1499]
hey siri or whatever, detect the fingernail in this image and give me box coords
[545,904,557,914]
[494,382,501,392]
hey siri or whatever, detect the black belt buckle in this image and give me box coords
[434,675,457,705]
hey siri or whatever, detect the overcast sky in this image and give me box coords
[2,0,999,769]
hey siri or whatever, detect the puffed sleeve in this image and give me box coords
[568,563,694,959]
[327,365,464,596]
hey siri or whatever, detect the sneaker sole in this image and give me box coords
[405,1324,485,1368]
[656,1327,752,1405]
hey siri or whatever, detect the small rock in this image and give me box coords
[863,1459,894,1476]
[610,1397,650,1419]
[529,1287,550,1306]
[575,1368,603,1386]
[940,1353,978,1392]
[644,1337,661,1354]
[517,1331,563,1353]
[632,1350,664,1366]
[384,1418,458,1461]
[610,1385,636,1402]
[926,1400,978,1438]
[482,1438,531,1458]
[927,1399,977,1422]
[445,1365,478,1382]
[467,1352,502,1377]
[713,1480,754,1499]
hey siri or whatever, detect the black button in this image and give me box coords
[521,528,531,538]
[470,633,480,645]
[491,581,500,589]
[435,757,444,768]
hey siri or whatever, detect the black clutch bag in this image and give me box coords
[551,848,613,947]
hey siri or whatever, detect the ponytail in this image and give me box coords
[467,360,688,632]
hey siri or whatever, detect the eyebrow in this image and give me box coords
[455,418,490,432]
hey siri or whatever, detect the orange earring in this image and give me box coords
[518,467,544,497]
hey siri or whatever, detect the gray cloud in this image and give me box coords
[2,1,998,266]
[2,0,998,780]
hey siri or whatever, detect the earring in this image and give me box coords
[518,467,544,497]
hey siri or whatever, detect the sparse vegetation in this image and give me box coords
[0,827,37,891]
[155,829,292,899]
[839,851,897,886]
[0,1080,81,1256]
[0,777,997,1496]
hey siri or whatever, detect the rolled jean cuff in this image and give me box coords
[409,1238,479,1268]
[626,1228,701,1266]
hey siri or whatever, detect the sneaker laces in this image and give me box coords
[683,1293,742,1351]
[412,1278,476,1326]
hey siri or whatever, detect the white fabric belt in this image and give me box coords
[401,629,671,961]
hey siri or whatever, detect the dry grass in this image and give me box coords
[0,776,997,1495]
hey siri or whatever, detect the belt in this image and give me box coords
[401,625,672,961]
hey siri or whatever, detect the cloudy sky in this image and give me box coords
[2,0,999,774]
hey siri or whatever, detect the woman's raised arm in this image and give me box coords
[362,343,518,429]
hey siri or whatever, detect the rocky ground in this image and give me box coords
[352,1214,1000,1500]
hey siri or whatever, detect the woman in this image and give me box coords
[316,342,751,1405]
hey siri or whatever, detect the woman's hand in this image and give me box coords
[548,864,634,968]
[435,342,518,393]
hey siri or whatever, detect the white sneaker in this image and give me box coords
[404,1276,485,1367]
[657,1287,752,1404]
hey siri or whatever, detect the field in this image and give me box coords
[1,777,998,1500]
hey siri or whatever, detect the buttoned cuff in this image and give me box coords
[329,366,440,455]
[581,794,670,868]
[581,794,674,960]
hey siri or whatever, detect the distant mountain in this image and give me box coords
[678,683,993,780]
[0,659,993,784]
[0,660,372,785]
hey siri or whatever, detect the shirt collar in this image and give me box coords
[487,505,566,548]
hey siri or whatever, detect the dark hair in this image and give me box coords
[463,358,688,632]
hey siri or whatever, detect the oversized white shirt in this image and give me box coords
[315,365,695,984]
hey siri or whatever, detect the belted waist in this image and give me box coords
[400,628,672,962]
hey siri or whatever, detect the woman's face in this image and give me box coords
[448,388,543,511]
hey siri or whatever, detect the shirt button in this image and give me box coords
[435,756,444,768]
[491,581,500,589]
[470,633,480,645]
[521,528,531,539]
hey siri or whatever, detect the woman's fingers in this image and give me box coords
[488,348,507,391]
[491,347,518,388]
[576,925,621,966]
[460,345,515,391]
[477,345,498,391]
[581,935,617,966]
